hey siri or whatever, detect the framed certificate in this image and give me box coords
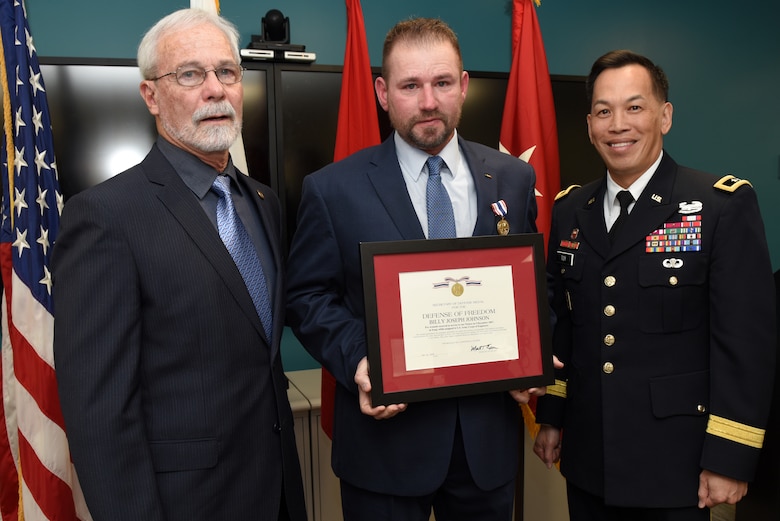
[360,233,553,405]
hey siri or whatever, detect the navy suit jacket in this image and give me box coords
[286,135,537,495]
[536,152,777,507]
[53,144,306,521]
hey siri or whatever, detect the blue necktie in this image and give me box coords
[212,175,273,339]
[426,155,456,239]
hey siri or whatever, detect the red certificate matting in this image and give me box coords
[361,234,553,405]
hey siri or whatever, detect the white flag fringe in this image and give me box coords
[189,0,250,175]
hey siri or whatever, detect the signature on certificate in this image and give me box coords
[470,343,499,352]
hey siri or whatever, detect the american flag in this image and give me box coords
[0,0,89,519]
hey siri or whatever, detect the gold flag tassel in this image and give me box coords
[0,21,15,229]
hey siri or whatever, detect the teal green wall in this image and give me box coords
[26,1,780,369]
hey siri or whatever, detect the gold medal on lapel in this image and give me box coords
[491,200,510,236]
[497,218,510,235]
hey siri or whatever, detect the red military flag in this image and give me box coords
[333,0,380,163]
[0,0,90,518]
[499,0,560,245]
[320,0,381,438]
[499,0,560,440]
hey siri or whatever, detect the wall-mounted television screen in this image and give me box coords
[7,58,603,249]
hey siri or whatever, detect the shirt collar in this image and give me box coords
[606,150,663,208]
[156,136,236,200]
[394,130,461,180]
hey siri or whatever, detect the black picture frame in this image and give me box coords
[361,233,553,405]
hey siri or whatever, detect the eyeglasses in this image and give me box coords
[152,64,244,87]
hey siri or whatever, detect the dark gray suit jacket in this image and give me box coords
[53,144,306,521]
[287,135,538,495]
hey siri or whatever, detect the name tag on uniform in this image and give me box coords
[557,250,574,266]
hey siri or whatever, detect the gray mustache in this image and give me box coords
[193,102,236,122]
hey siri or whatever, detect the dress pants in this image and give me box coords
[567,482,710,521]
[340,421,515,521]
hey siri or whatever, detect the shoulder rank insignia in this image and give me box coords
[714,174,752,193]
[554,184,581,202]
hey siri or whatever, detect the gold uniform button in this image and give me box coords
[604,305,616,317]
[604,276,616,287]
[603,362,614,374]
[604,334,615,346]
[697,404,707,413]
[669,276,678,286]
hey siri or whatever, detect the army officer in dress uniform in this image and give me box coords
[533,49,776,521]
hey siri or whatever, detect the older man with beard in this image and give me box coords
[52,8,306,521]
[286,17,544,521]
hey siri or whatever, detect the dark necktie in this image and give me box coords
[212,175,273,339]
[608,189,634,244]
[426,155,456,239]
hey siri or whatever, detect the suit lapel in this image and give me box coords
[234,172,284,349]
[366,139,426,240]
[363,137,527,239]
[143,147,267,340]
[574,181,611,259]
[461,139,501,237]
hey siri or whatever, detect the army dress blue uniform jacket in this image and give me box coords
[535,151,777,508]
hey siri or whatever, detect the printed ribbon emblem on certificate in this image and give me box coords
[398,265,519,371]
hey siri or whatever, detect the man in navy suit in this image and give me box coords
[53,9,305,521]
[534,50,776,520]
[287,17,546,521]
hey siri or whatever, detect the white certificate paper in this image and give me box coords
[399,265,519,371]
